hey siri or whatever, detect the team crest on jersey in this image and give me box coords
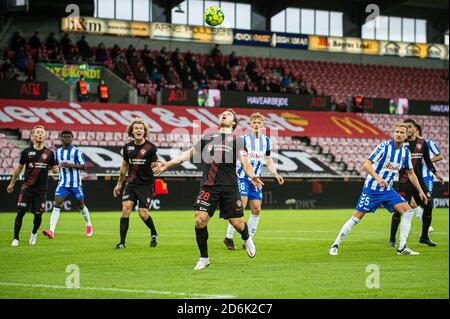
[42,154,48,160]
[417,144,422,150]
[141,149,147,155]
[146,197,151,203]
[236,200,242,208]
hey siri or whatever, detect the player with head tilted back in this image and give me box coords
[7,125,58,247]
[329,122,428,256]
[113,118,160,249]
[42,130,92,239]
[389,119,444,247]
[223,112,284,250]
[153,109,264,271]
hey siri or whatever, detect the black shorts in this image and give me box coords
[122,183,153,209]
[398,182,432,207]
[193,185,244,219]
[17,188,46,214]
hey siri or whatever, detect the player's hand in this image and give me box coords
[275,174,284,185]
[60,162,73,168]
[251,176,264,190]
[113,184,122,198]
[376,178,387,188]
[153,162,168,176]
[6,184,14,193]
[435,172,445,185]
[419,191,428,205]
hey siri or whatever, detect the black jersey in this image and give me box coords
[19,146,56,191]
[122,139,158,185]
[399,137,436,184]
[194,132,247,187]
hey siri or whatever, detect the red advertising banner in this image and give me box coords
[0,99,388,138]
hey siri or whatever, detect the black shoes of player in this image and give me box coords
[115,242,126,249]
[223,238,236,250]
[389,241,396,248]
[150,235,158,248]
[419,237,438,246]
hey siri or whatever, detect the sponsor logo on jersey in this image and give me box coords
[127,146,135,151]
[28,151,36,156]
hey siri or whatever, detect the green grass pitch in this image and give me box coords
[0,209,448,299]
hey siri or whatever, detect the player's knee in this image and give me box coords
[138,210,148,220]
[195,215,208,228]
[251,207,261,216]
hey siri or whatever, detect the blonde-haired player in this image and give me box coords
[223,112,284,250]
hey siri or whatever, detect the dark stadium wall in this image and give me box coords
[0,180,448,211]
[27,0,94,16]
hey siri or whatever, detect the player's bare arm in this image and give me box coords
[266,155,284,185]
[240,154,264,189]
[153,147,196,175]
[50,165,59,175]
[432,153,443,163]
[363,159,387,187]
[406,169,428,204]
[6,164,24,193]
[113,160,129,197]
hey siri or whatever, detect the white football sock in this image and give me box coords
[414,206,423,223]
[248,213,260,237]
[332,216,360,247]
[80,206,91,226]
[398,210,414,250]
[226,223,235,239]
[49,207,61,232]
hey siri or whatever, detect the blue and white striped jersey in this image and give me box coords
[237,134,271,180]
[55,145,86,188]
[364,140,413,191]
[422,140,441,178]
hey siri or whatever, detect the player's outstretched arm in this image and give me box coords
[266,155,284,185]
[7,164,24,193]
[407,169,428,204]
[363,159,387,187]
[153,147,196,175]
[113,160,129,197]
[240,154,264,189]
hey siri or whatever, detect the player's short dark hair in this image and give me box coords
[404,119,417,127]
[60,130,73,137]
[416,124,423,136]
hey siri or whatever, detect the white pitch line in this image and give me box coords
[0,282,235,299]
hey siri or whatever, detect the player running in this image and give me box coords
[153,109,264,271]
[42,130,92,239]
[7,125,58,246]
[113,118,159,249]
[223,112,284,250]
[389,119,444,247]
[329,122,428,256]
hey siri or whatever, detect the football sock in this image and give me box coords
[398,210,414,250]
[32,213,42,234]
[332,216,360,247]
[143,215,157,236]
[226,223,235,239]
[195,226,209,258]
[248,213,260,237]
[421,205,432,240]
[14,209,26,240]
[236,222,250,241]
[49,207,61,232]
[389,211,401,242]
[414,206,423,223]
[80,206,92,226]
[120,217,129,244]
